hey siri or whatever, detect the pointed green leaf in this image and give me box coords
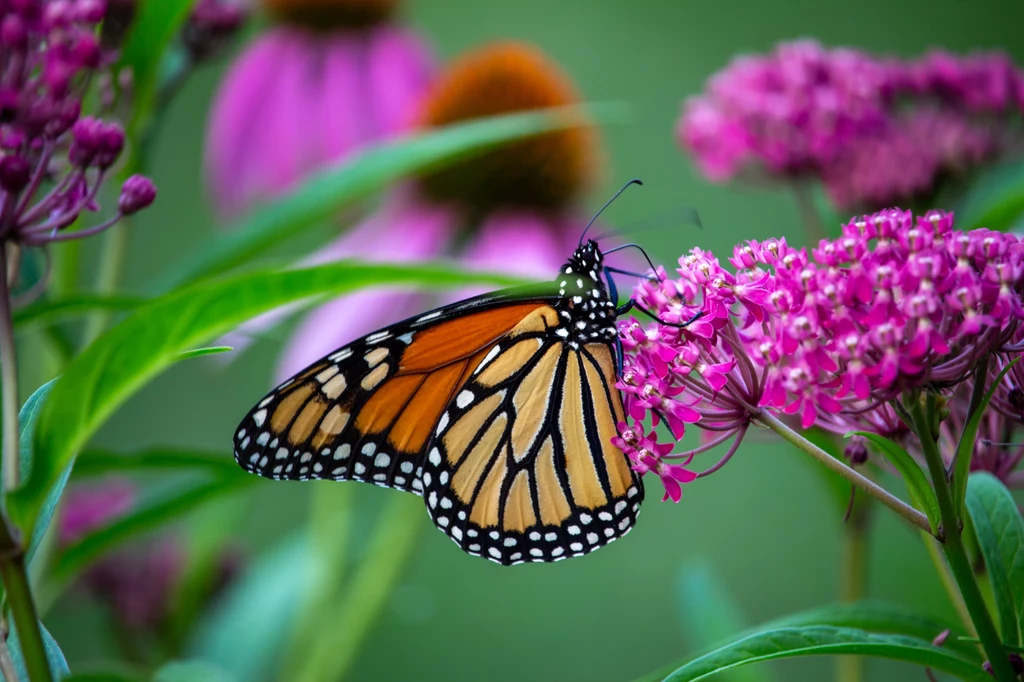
[7,619,68,681]
[177,346,233,361]
[953,359,1019,518]
[849,431,939,533]
[11,261,523,536]
[117,0,197,154]
[13,294,147,329]
[17,378,66,565]
[73,449,240,479]
[155,105,625,289]
[965,473,1024,646]
[658,626,987,682]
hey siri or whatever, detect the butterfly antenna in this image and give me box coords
[579,178,643,246]
[603,242,659,276]
[592,204,703,242]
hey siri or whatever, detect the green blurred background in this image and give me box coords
[47,1,1024,680]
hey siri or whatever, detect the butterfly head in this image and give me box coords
[558,239,606,297]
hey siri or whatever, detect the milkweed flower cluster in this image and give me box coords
[678,40,1024,209]
[617,208,1024,498]
[0,0,155,250]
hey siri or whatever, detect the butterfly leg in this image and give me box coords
[628,300,704,329]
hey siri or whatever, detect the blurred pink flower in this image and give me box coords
[275,42,602,379]
[204,0,434,218]
[677,40,1024,210]
[58,479,136,547]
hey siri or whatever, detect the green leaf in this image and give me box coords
[13,294,147,329]
[675,563,774,682]
[639,601,978,682]
[7,619,69,681]
[952,359,1019,519]
[155,105,624,289]
[117,0,197,155]
[965,473,1024,646]
[770,602,977,659]
[659,626,987,682]
[18,378,66,565]
[52,475,255,582]
[72,448,241,479]
[956,158,1024,231]
[189,534,313,682]
[177,346,233,360]
[152,661,236,682]
[849,431,940,534]
[13,261,523,535]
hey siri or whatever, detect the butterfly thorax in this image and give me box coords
[555,239,617,348]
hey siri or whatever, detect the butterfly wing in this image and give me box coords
[421,320,644,566]
[232,286,558,494]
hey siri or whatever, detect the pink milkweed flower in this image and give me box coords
[204,0,435,219]
[612,420,697,502]
[619,207,1024,487]
[678,40,1024,211]
[276,42,604,379]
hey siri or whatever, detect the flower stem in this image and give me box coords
[920,530,977,638]
[756,411,931,532]
[0,245,19,491]
[792,183,828,243]
[837,495,870,682]
[0,242,50,682]
[908,396,1014,681]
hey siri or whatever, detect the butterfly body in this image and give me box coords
[233,239,643,565]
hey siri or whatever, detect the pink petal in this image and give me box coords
[205,29,294,218]
[366,26,436,136]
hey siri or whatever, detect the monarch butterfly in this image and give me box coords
[232,181,686,565]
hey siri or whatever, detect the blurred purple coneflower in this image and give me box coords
[618,208,1024,499]
[677,40,1024,211]
[276,41,603,379]
[204,0,435,218]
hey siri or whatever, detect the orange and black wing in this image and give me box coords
[232,290,557,494]
[421,320,644,565]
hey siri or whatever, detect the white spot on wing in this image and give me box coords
[252,409,267,427]
[456,390,474,409]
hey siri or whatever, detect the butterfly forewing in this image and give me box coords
[233,297,554,493]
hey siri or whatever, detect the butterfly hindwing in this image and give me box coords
[233,294,556,494]
[421,323,644,565]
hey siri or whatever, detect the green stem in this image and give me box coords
[0,246,18,491]
[908,396,1014,681]
[792,183,828,243]
[920,530,977,638]
[0,518,49,682]
[298,494,423,682]
[756,412,931,532]
[285,483,354,680]
[81,220,129,346]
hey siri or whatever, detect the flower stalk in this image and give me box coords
[756,411,931,532]
[908,395,1014,681]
